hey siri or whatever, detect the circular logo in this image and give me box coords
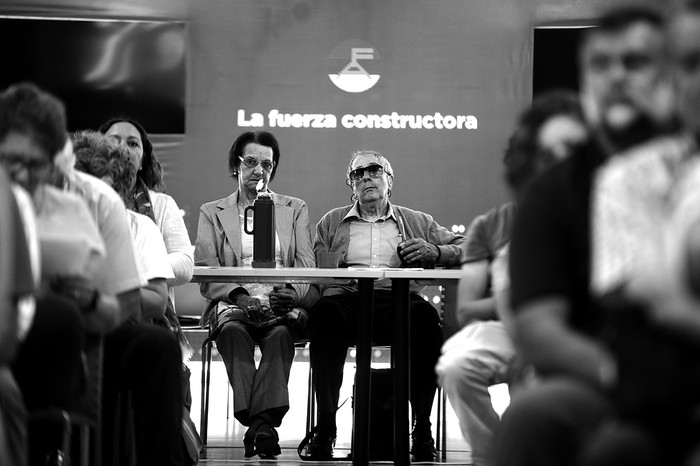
[328,39,381,93]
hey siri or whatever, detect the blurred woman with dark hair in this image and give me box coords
[98,117,193,321]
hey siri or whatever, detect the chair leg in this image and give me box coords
[441,388,447,462]
[226,381,230,420]
[306,366,315,433]
[78,423,90,466]
[200,337,212,447]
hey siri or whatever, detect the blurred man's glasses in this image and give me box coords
[0,153,50,174]
[348,164,385,183]
[239,156,274,171]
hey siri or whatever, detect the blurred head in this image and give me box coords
[72,130,136,202]
[505,89,588,199]
[98,116,164,192]
[228,131,280,191]
[346,150,394,206]
[579,5,671,149]
[0,82,67,196]
[669,1,700,138]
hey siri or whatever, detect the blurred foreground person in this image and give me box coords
[70,130,188,465]
[435,89,587,466]
[586,1,700,463]
[0,82,111,465]
[307,150,465,462]
[73,132,174,323]
[1,82,186,466]
[0,166,34,466]
[195,131,316,458]
[494,5,678,466]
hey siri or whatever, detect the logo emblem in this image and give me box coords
[328,40,380,93]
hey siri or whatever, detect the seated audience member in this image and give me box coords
[75,129,202,461]
[98,117,194,319]
[435,89,587,466]
[0,82,109,465]
[0,166,35,466]
[68,130,187,465]
[194,131,316,458]
[585,2,700,463]
[307,150,465,461]
[0,82,184,466]
[493,5,677,466]
[73,131,174,321]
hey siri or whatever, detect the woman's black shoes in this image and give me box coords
[243,422,281,458]
[254,423,281,459]
[243,427,257,458]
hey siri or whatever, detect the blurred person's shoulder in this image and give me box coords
[473,202,515,226]
[72,170,125,207]
[600,135,692,187]
[149,190,176,207]
[42,184,90,210]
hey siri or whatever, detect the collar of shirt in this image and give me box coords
[343,201,397,223]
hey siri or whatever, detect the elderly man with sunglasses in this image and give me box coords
[307,150,465,461]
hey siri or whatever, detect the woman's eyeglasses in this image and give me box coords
[239,156,274,171]
[348,165,385,183]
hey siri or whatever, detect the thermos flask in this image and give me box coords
[244,192,276,268]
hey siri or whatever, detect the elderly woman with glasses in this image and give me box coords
[306,150,466,461]
[194,130,317,459]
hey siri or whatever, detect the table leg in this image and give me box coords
[392,278,411,465]
[353,278,374,465]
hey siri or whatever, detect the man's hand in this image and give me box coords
[269,286,299,316]
[397,239,439,266]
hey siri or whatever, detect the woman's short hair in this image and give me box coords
[0,82,68,161]
[73,130,136,202]
[98,116,165,192]
[228,131,280,182]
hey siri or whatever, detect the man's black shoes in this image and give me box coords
[306,430,336,460]
[410,429,438,462]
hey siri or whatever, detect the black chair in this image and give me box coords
[30,333,104,466]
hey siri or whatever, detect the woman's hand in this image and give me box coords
[234,294,263,317]
[269,285,298,316]
[397,239,440,266]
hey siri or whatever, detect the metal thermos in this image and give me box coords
[244,192,276,268]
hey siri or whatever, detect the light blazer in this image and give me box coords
[194,190,318,322]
